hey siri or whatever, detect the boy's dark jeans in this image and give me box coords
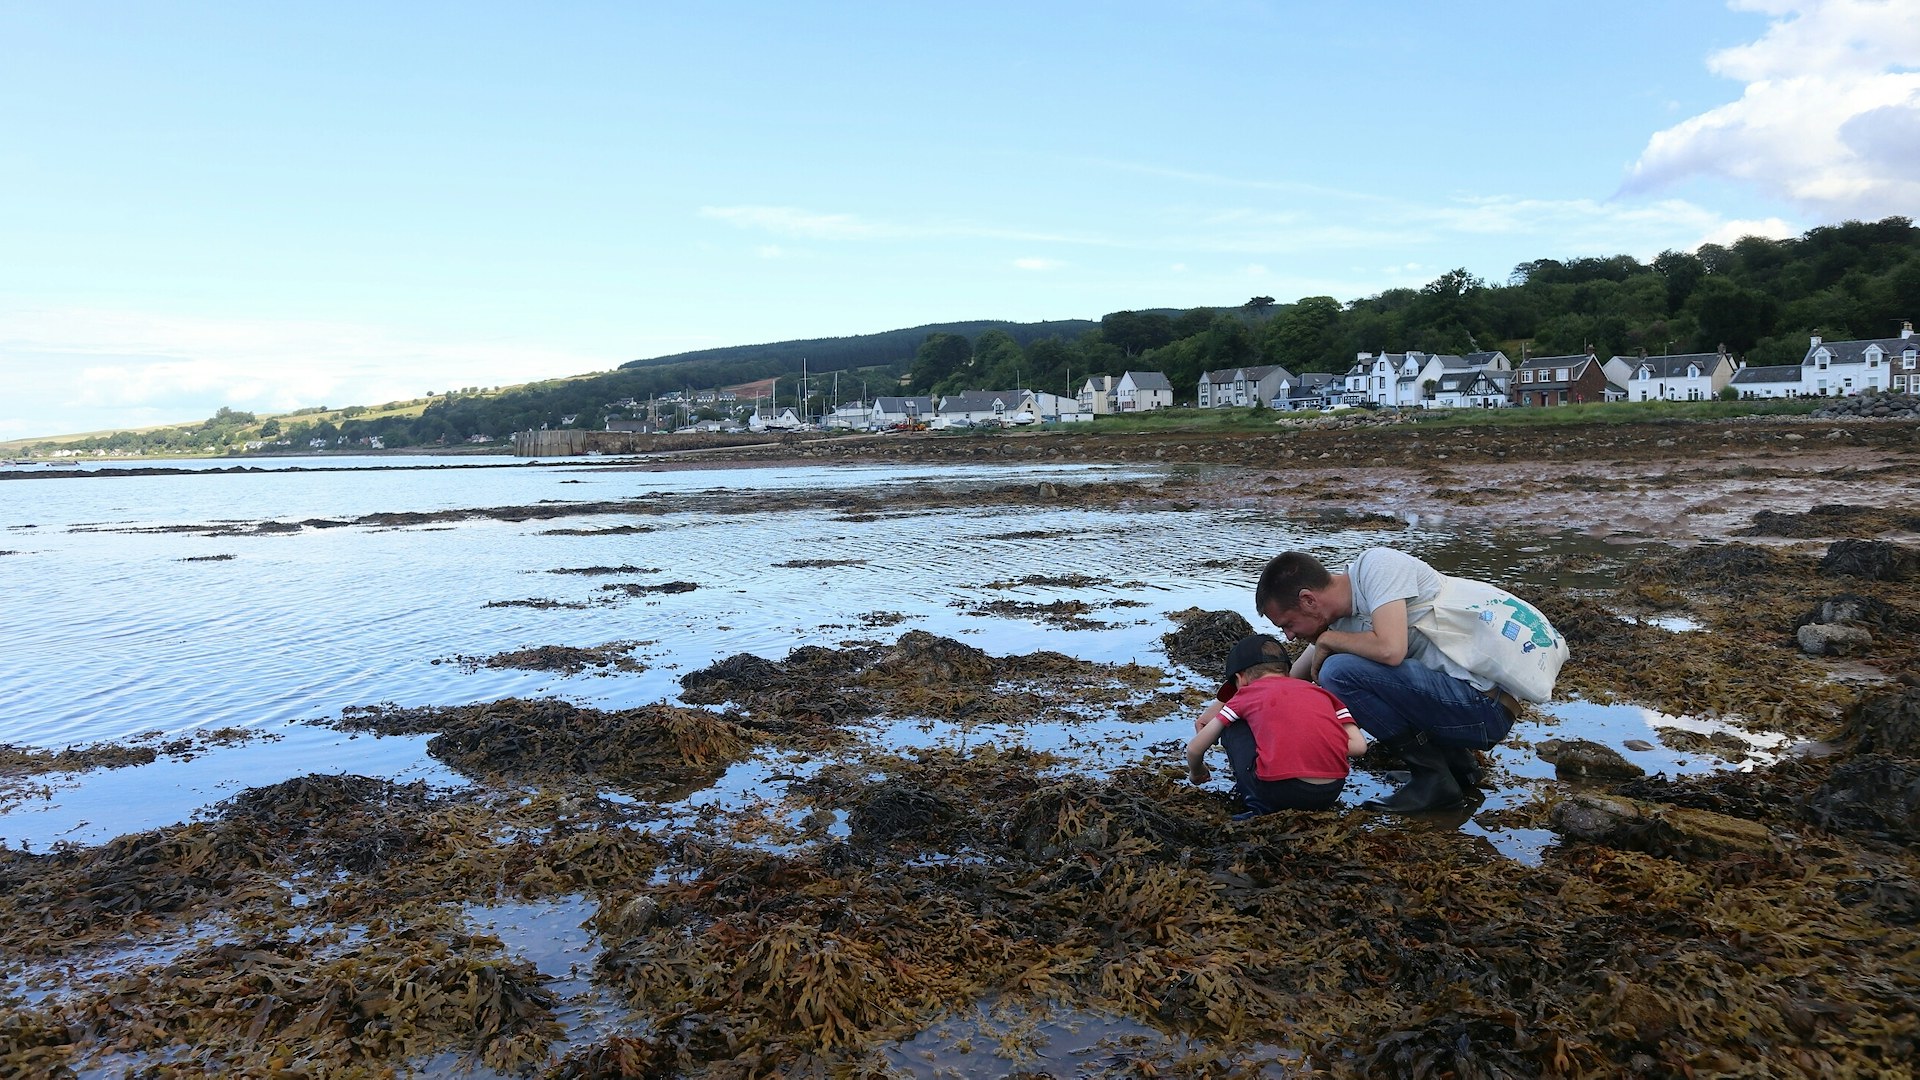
[1220,722,1344,812]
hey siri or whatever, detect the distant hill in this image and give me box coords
[618,318,1102,374]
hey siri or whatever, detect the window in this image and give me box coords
[1903,354,1916,370]
[1521,370,1533,383]
[1555,368,1570,382]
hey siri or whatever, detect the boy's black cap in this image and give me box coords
[1219,633,1289,701]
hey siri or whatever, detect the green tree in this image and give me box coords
[908,333,972,392]
[1262,295,1342,371]
[972,329,1026,389]
[1100,311,1175,356]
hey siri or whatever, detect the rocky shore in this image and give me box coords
[3,414,1919,1077]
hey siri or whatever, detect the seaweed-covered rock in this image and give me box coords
[679,652,782,697]
[1624,542,1789,585]
[1839,688,1920,758]
[1534,738,1646,780]
[870,630,995,685]
[1549,792,1774,856]
[847,782,958,845]
[1820,539,1917,581]
[1804,754,1920,844]
[1794,592,1908,633]
[1161,608,1259,674]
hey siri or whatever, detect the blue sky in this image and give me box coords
[3,0,1916,439]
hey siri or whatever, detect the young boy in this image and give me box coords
[1186,633,1368,815]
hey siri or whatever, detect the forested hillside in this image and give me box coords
[28,216,1916,453]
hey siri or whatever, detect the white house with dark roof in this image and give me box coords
[1430,369,1509,409]
[1348,349,1512,408]
[1113,371,1174,412]
[1619,349,1739,402]
[1198,364,1295,408]
[870,396,934,428]
[1802,323,1914,396]
[1728,364,1806,399]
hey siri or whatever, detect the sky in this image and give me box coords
[2,0,1917,440]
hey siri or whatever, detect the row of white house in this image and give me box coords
[1198,321,1918,411]
[792,371,1184,431]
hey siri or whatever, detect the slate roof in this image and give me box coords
[941,391,1025,412]
[873,396,934,413]
[1122,371,1174,391]
[1805,334,1920,364]
[1621,352,1728,378]
[1730,364,1804,386]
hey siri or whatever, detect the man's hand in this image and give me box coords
[1187,761,1212,785]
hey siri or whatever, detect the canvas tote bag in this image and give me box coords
[1409,575,1567,703]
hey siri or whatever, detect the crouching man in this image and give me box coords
[1255,547,1550,813]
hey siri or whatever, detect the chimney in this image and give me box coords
[1810,333,1822,347]
[1903,320,1914,340]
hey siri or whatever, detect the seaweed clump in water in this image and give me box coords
[679,630,1170,735]
[338,697,751,791]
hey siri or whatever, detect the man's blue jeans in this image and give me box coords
[1317,654,1513,749]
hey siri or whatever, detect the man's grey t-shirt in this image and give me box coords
[1328,547,1487,690]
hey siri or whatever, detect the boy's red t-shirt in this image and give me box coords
[1216,677,1355,781]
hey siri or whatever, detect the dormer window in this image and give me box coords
[1521,370,1533,383]
[1555,368,1569,382]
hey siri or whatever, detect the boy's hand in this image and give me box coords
[1187,761,1211,784]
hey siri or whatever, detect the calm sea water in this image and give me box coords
[0,454,1734,853]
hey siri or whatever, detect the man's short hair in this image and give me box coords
[1254,551,1332,615]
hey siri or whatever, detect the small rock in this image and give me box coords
[1623,739,1656,752]
[1536,738,1646,779]
[1797,622,1873,657]
[1784,433,1805,442]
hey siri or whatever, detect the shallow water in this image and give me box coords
[2,455,1749,858]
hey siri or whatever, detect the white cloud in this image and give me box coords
[1626,0,1920,218]
[1012,257,1064,271]
[1170,263,1189,273]
[1696,216,1800,246]
[755,245,788,259]
[1244,263,1271,276]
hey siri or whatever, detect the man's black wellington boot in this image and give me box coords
[1362,733,1465,813]
[1441,744,1484,789]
